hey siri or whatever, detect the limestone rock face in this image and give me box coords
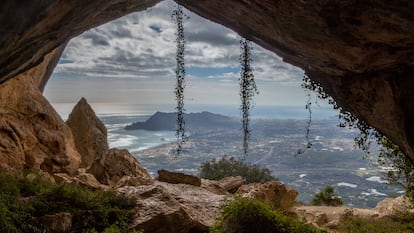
[118,181,229,233]
[88,148,153,187]
[66,98,108,168]
[236,181,298,209]
[0,72,80,175]
[157,169,201,187]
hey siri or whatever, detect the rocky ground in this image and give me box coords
[294,196,414,232]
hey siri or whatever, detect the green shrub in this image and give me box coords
[211,197,325,233]
[87,225,144,233]
[0,172,137,233]
[337,212,414,232]
[311,186,343,206]
[200,156,276,183]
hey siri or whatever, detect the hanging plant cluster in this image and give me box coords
[296,74,313,156]
[239,38,258,158]
[172,4,187,156]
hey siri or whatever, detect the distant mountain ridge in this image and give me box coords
[125,111,238,131]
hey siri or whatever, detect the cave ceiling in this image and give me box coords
[1,0,414,161]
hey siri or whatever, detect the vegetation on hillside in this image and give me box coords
[337,210,414,233]
[311,186,343,206]
[0,172,138,233]
[211,197,325,233]
[199,156,276,183]
[302,74,414,201]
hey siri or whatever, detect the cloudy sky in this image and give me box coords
[44,0,330,117]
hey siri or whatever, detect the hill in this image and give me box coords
[124,111,239,131]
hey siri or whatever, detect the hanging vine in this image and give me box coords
[304,75,313,149]
[239,38,258,159]
[294,74,313,156]
[172,4,187,156]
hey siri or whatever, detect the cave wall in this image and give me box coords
[1,0,414,162]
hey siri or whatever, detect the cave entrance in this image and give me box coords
[43,0,401,208]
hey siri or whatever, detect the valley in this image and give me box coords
[110,112,404,208]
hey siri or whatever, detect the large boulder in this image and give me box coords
[374,195,414,216]
[88,148,153,187]
[0,70,80,175]
[157,169,201,187]
[66,98,108,168]
[217,176,243,193]
[118,181,229,233]
[158,181,230,230]
[236,181,298,209]
[201,179,229,195]
[201,176,244,195]
[118,184,194,233]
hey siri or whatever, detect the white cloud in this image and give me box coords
[54,0,303,83]
[47,0,321,111]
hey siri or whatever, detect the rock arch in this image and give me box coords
[1,0,414,162]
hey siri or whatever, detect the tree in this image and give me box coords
[172,4,187,156]
[239,38,258,158]
[312,186,343,206]
[199,156,276,184]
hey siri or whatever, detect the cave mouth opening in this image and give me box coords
[42,0,402,208]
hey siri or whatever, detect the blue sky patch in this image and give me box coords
[149,25,162,33]
[58,59,73,64]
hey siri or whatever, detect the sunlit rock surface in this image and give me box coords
[236,181,298,209]
[88,148,154,187]
[0,69,80,175]
[66,98,108,168]
[118,181,229,232]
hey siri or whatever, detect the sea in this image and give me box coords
[55,103,340,153]
[99,104,339,153]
